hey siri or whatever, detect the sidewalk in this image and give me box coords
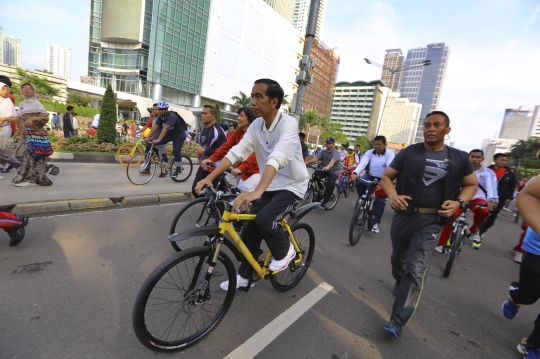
[0,162,195,212]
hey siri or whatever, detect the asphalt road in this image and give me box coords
[0,195,530,358]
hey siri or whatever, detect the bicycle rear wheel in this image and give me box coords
[132,247,236,352]
[169,155,193,183]
[270,223,315,292]
[169,198,221,252]
[118,143,143,166]
[127,154,156,185]
[443,226,462,278]
[324,185,340,210]
[349,201,366,246]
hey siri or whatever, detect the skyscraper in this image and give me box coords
[381,49,403,92]
[3,34,22,67]
[378,91,422,146]
[0,27,3,64]
[399,43,450,142]
[499,108,534,140]
[528,105,540,138]
[45,44,72,79]
[264,0,295,22]
[292,0,326,38]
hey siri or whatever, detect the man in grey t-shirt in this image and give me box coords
[305,137,342,209]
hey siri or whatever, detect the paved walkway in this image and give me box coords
[0,162,195,207]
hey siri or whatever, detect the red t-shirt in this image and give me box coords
[493,167,507,181]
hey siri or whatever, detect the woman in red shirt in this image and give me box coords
[201,107,259,192]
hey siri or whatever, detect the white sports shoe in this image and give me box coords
[14,181,37,187]
[470,231,481,242]
[372,223,380,233]
[435,244,444,253]
[220,274,254,291]
[269,243,296,272]
[514,252,523,263]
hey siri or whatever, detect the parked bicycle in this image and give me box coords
[132,186,318,352]
[348,178,379,246]
[126,142,193,185]
[297,164,339,210]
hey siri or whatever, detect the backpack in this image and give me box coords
[167,111,188,134]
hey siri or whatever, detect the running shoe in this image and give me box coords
[502,297,521,319]
[514,252,523,263]
[472,240,482,250]
[372,223,380,233]
[518,338,527,355]
[470,231,481,242]
[14,181,37,187]
[384,320,402,340]
[220,274,254,290]
[269,243,295,272]
[435,244,444,253]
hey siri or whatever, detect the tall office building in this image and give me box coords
[400,43,450,142]
[0,27,3,65]
[527,105,540,138]
[292,0,326,38]
[378,91,422,146]
[499,108,534,140]
[3,34,22,67]
[45,44,72,79]
[381,49,403,92]
[264,0,295,22]
[330,80,386,142]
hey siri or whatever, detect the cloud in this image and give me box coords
[525,4,540,31]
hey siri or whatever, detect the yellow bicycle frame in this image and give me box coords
[215,210,304,279]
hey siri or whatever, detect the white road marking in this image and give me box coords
[223,282,334,359]
[30,202,184,219]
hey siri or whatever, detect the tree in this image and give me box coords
[320,122,348,144]
[12,68,59,101]
[97,85,117,144]
[215,104,222,123]
[299,109,318,133]
[355,135,373,153]
[314,114,330,145]
[67,94,92,107]
[231,91,251,109]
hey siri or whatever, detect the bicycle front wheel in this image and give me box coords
[127,154,156,185]
[118,143,143,166]
[349,201,365,246]
[133,247,237,352]
[169,198,221,252]
[170,156,193,183]
[443,227,462,278]
[324,185,340,210]
[270,223,315,292]
[344,181,351,198]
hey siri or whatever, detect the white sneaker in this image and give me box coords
[14,182,37,187]
[372,223,380,233]
[435,245,444,253]
[514,252,523,263]
[220,274,254,291]
[269,243,296,272]
[470,231,481,242]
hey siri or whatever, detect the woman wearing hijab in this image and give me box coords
[12,83,54,186]
[0,81,22,178]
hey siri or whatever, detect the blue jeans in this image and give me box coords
[63,131,72,138]
[356,174,386,225]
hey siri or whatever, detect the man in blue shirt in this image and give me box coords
[351,136,395,233]
[502,175,540,358]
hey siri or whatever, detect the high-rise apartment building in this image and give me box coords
[378,91,422,146]
[45,44,72,79]
[264,0,295,22]
[3,34,22,67]
[381,49,403,92]
[499,108,534,140]
[399,43,450,143]
[292,0,326,38]
[330,80,386,142]
[528,105,540,138]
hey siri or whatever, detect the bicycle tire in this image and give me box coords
[349,201,365,246]
[169,156,193,183]
[324,185,340,210]
[118,143,143,166]
[127,154,156,185]
[367,199,375,231]
[132,247,236,352]
[443,226,462,278]
[270,223,315,292]
[344,182,351,197]
[350,181,356,193]
[169,198,221,252]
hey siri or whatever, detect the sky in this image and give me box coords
[1,0,539,151]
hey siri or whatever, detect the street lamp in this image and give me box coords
[363,58,431,92]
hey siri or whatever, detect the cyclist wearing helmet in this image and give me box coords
[145,101,187,175]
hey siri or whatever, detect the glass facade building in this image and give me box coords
[399,43,450,142]
[88,0,210,106]
[499,109,534,140]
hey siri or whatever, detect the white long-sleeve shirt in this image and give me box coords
[473,166,498,202]
[352,148,395,178]
[225,111,309,198]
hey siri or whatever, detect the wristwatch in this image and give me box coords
[457,199,466,209]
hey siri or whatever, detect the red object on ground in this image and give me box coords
[375,184,387,199]
[86,128,97,137]
[0,211,22,230]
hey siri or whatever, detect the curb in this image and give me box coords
[48,152,200,164]
[9,192,191,215]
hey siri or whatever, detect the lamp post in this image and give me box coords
[364,58,431,139]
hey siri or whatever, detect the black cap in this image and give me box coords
[325,137,335,143]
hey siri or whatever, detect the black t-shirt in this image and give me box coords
[155,112,186,136]
[122,123,129,133]
[301,142,309,158]
[390,146,473,208]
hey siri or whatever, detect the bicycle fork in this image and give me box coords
[194,237,225,302]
